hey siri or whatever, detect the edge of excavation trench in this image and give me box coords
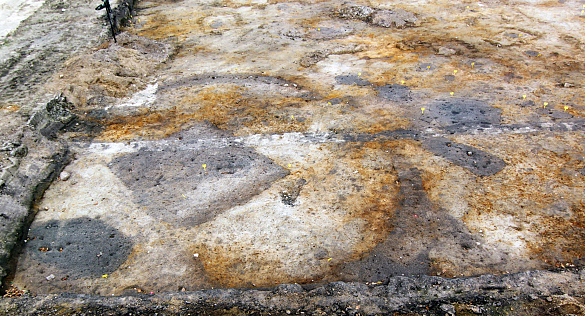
[0,0,138,297]
[0,268,584,315]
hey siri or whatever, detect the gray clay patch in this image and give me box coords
[420,99,501,128]
[335,75,371,86]
[25,217,133,279]
[422,138,506,176]
[109,145,288,227]
[375,84,412,102]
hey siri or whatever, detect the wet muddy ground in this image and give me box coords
[1,0,585,307]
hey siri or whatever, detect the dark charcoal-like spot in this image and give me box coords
[335,75,371,86]
[524,50,540,57]
[375,84,412,102]
[280,179,307,206]
[420,99,501,128]
[422,138,506,176]
[61,117,105,140]
[26,217,133,279]
[110,144,288,227]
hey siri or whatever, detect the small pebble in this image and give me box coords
[59,171,71,181]
[46,274,55,281]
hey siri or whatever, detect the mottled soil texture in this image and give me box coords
[1,0,585,308]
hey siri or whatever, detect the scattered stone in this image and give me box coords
[524,50,540,57]
[440,303,456,315]
[336,5,375,20]
[27,94,76,139]
[280,179,307,206]
[299,50,329,67]
[46,274,55,281]
[370,9,418,28]
[299,44,364,67]
[59,171,71,181]
[437,46,457,56]
[336,5,418,28]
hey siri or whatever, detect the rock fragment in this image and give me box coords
[336,5,418,28]
[299,44,364,67]
[59,171,71,181]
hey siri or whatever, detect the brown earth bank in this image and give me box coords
[2,268,585,315]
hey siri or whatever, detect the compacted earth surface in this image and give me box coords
[1,0,585,314]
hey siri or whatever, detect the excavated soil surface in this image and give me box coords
[1,0,585,314]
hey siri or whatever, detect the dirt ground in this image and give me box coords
[1,0,585,313]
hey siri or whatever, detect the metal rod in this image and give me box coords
[95,0,117,43]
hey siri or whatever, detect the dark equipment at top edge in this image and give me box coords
[95,0,117,43]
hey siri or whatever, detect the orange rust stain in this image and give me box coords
[96,109,198,142]
[337,141,400,239]
[178,85,310,135]
[0,104,20,112]
[191,243,316,288]
[135,11,205,41]
[456,133,585,265]
[528,203,585,266]
[353,108,410,134]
